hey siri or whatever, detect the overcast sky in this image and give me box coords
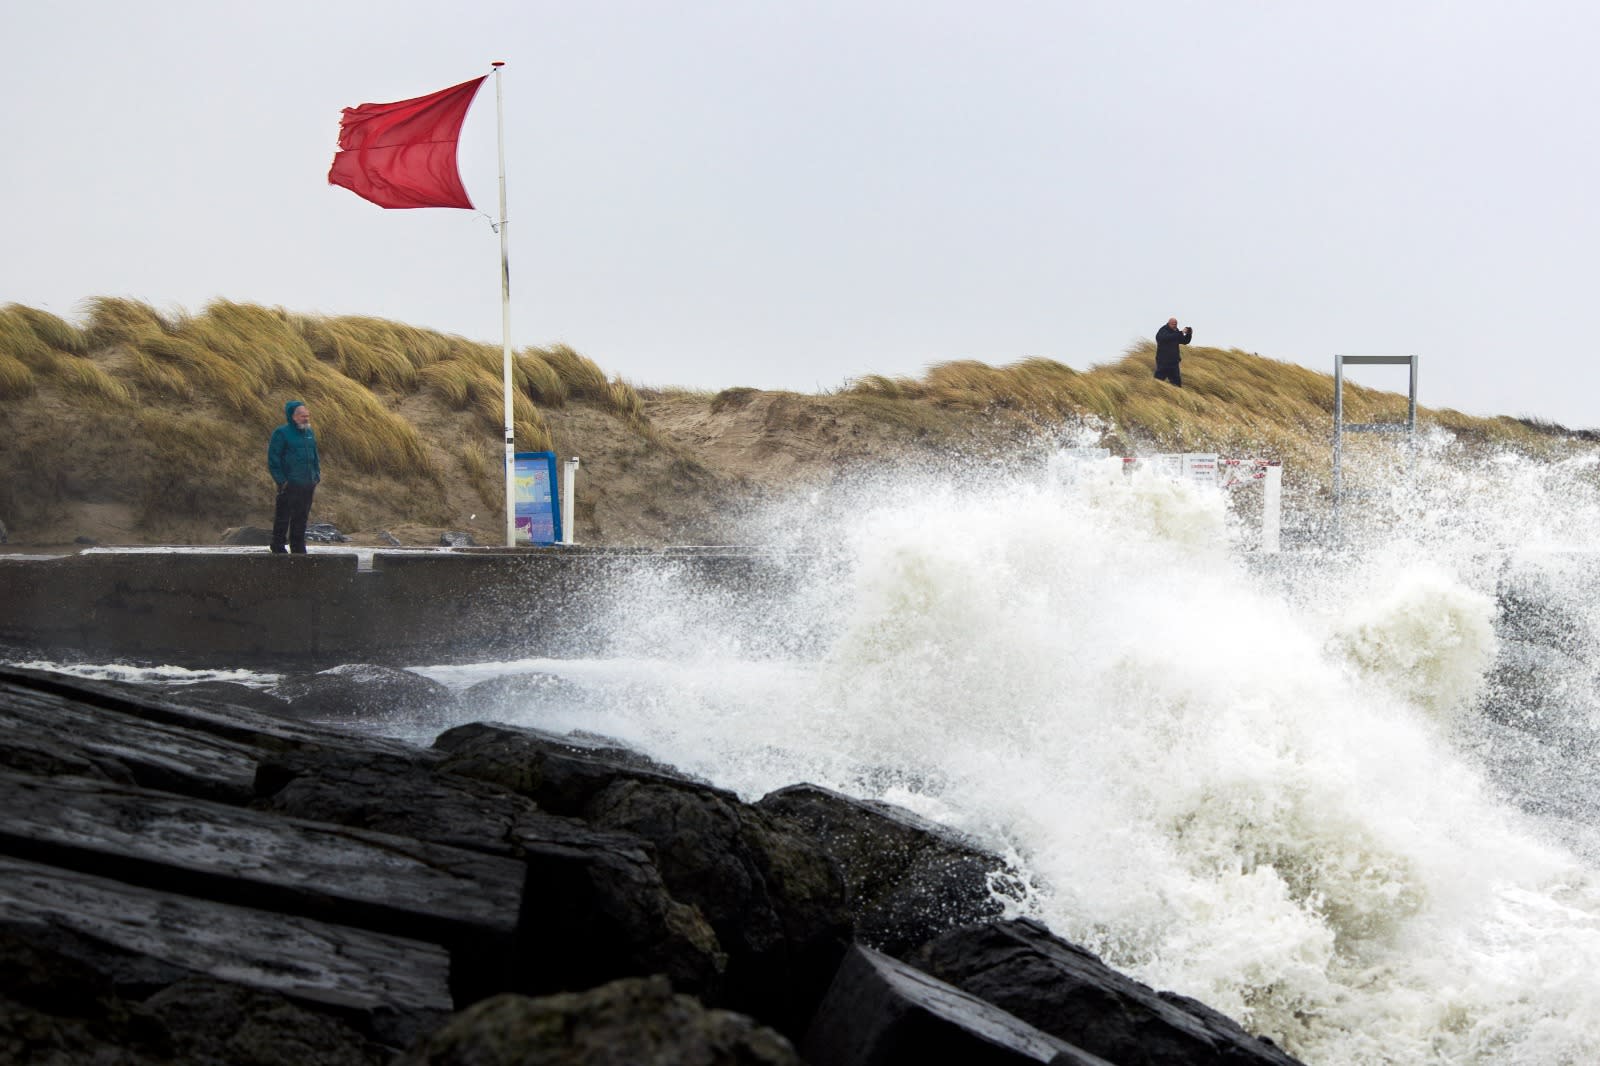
[5,2,1598,425]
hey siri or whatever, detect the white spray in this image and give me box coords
[435,440,1600,1066]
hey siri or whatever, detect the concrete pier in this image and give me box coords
[0,547,796,669]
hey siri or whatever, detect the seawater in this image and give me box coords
[23,431,1600,1065]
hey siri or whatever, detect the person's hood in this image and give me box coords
[284,400,305,425]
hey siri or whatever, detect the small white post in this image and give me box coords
[562,456,580,545]
[1262,464,1283,553]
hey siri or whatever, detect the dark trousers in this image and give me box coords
[1154,361,1182,387]
[271,482,316,553]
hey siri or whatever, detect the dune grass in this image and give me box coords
[1,299,639,473]
[5,294,1589,542]
[841,342,1573,492]
[0,298,648,535]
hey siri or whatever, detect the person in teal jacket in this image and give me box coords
[267,399,321,554]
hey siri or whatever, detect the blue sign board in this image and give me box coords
[513,451,561,545]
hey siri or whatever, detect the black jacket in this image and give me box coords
[1155,324,1192,367]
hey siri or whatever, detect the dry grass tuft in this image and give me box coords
[536,343,613,403]
[0,308,61,373]
[299,315,422,390]
[515,349,569,406]
[3,304,88,356]
[460,437,499,508]
[54,358,135,407]
[0,351,36,398]
[83,297,175,349]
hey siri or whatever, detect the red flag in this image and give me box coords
[328,76,487,210]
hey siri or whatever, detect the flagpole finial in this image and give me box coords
[491,61,505,68]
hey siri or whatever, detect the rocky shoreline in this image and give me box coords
[0,663,1304,1065]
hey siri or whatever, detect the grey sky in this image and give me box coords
[5,2,1597,425]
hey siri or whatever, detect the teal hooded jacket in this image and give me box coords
[267,400,321,486]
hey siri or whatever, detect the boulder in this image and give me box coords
[509,817,727,998]
[254,748,526,856]
[0,856,450,1050]
[1,665,423,762]
[0,770,529,1000]
[801,944,1109,1066]
[433,722,716,809]
[585,776,850,1036]
[396,976,802,1066]
[440,531,476,547]
[274,664,457,725]
[457,671,591,722]
[221,525,274,546]
[0,922,180,1065]
[379,530,402,546]
[0,924,390,1064]
[0,517,8,544]
[143,977,388,1065]
[435,722,851,1036]
[909,919,1305,1066]
[253,748,726,1000]
[160,680,295,719]
[2,677,263,802]
[759,782,1015,956]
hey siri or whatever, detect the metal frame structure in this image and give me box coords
[1332,354,1418,530]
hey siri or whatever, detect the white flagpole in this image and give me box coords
[493,61,515,548]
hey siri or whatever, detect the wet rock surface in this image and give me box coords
[0,664,1305,1065]
[909,918,1305,1066]
[272,664,458,726]
[760,782,1020,957]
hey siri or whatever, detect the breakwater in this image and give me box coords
[0,547,799,669]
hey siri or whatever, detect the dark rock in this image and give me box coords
[0,923,175,1064]
[221,525,274,546]
[0,517,8,544]
[74,535,98,545]
[909,919,1306,1066]
[143,977,386,1065]
[254,748,529,857]
[160,679,295,719]
[1,665,421,760]
[253,747,726,1002]
[434,721,718,810]
[274,664,457,725]
[440,531,476,547]
[0,768,528,1006]
[586,776,851,1036]
[0,665,1311,1066]
[379,530,402,546]
[0,857,449,1049]
[306,522,350,543]
[2,674,266,802]
[759,782,1015,956]
[435,722,851,1037]
[0,669,421,804]
[508,817,726,999]
[396,976,803,1066]
[457,671,591,720]
[801,944,1108,1066]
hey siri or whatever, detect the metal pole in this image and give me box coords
[1407,355,1419,483]
[562,457,580,545]
[494,61,515,548]
[1332,356,1344,538]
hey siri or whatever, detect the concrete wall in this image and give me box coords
[0,549,795,669]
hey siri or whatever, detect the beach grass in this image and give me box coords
[2,295,1590,544]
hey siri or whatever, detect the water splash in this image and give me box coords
[19,432,1600,1064]
[435,439,1600,1065]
